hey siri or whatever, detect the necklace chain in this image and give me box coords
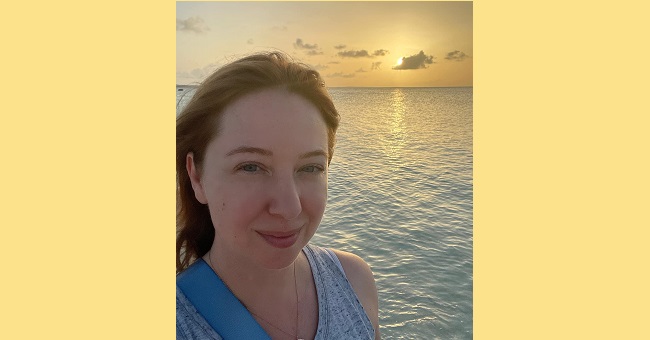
[208,253,302,340]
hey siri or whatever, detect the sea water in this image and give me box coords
[176,86,473,339]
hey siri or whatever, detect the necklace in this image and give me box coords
[208,253,303,340]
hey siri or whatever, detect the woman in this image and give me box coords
[176,52,380,340]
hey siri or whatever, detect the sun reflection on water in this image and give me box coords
[382,89,408,167]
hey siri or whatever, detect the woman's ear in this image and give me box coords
[186,153,208,204]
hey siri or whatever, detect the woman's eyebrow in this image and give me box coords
[299,150,328,159]
[226,147,327,159]
[226,146,272,157]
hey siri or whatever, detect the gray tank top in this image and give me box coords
[176,244,375,339]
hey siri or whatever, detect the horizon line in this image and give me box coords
[176,84,473,88]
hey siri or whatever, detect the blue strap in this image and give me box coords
[177,259,271,340]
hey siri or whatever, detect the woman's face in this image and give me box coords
[188,88,329,269]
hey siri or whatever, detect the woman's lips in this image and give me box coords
[257,229,301,248]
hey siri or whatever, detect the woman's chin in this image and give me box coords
[258,247,304,270]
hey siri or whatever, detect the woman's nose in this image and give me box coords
[268,174,302,220]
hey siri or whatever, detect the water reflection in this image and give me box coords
[383,89,408,167]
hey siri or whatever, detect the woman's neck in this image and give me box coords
[203,247,302,308]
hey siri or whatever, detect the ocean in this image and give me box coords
[177,86,473,339]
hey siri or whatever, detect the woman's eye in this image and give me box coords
[301,165,324,173]
[239,164,260,172]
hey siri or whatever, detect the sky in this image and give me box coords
[177,2,472,87]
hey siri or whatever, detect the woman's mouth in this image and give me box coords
[256,229,301,249]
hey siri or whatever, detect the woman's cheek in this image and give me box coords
[305,181,328,215]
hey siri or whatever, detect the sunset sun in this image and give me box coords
[396,57,403,66]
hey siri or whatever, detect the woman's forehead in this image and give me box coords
[209,89,328,156]
[222,89,322,127]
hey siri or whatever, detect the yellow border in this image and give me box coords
[4,1,175,338]
[475,0,649,338]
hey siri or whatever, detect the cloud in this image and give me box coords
[177,16,209,33]
[338,49,389,58]
[294,38,319,50]
[334,44,347,50]
[312,64,329,71]
[371,62,382,70]
[393,51,435,70]
[445,50,469,61]
[247,39,254,45]
[372,49,389,57]
[191,68,205,78]
[338,50,370,58]
[294,39,324,56]
[328,72,356,78]
[179,63,220,81]
[356,68,367,73]
[328,61,340,64]
[177,70,192,79]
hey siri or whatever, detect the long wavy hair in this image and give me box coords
[176,52,340,273]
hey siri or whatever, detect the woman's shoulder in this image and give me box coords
[328,249,377,296]
[329,249,374,279]
[329,248,381,339]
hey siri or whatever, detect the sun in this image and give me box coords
[396,57,403,66]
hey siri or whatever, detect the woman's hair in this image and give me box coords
[176,51,340,273]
